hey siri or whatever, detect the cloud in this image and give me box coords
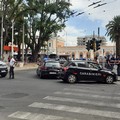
[58,26,86,46]
[63,0,120,45]
[70,0,120,26]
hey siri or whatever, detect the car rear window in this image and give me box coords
[45,62,60,67]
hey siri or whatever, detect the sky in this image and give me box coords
[58,0,120,46]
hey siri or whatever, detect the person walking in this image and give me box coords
[9,56,16,79]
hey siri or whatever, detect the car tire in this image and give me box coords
[105,75,114,84]
[67,74,77,83]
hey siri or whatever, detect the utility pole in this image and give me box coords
[22,23,25,63]
[11,19,14,57]
[0,0,3,60]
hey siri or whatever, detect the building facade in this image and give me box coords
[47,35,116,60]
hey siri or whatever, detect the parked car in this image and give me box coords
[36,60,62,78]
[61,60,117,84]
[0,61,8,77]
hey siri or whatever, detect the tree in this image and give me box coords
[0,0,23,45]
[23,0,72,61]
[0,0,73,62]
[106,16,120,56]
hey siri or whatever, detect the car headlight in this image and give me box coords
[0,64,7,68]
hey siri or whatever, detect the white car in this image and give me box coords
[0,61,8,77]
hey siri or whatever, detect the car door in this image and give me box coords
[88,63,102,81]
[77,63,92,80]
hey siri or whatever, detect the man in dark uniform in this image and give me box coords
[116,55,120,76]
[110,55,115,70]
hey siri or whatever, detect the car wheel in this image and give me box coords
[105,75,114,84]
[67,74,77,83]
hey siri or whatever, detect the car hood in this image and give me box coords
[0,61,7,65]
[100,68,115,74]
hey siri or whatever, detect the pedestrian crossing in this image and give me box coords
[8,86,120,120]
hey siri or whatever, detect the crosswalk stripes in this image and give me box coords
[63,88,120,95]
[43,96,120,108]
[54,91,120,100]
[8,111,77,120]
[8,87,120,120]
[29,102,120,119]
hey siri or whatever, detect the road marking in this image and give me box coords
[43,96,120,108]
[29,102,120,119]
[64,88,120,95]
[8,111,77,120]
[54,91,120,100]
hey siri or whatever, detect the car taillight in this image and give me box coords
[41,66,47,70]
[63,67,68,72]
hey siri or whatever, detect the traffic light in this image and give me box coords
[90,38,96,50]
[96,40,102,51]
[86,40,90,51]
[90,40,94,50]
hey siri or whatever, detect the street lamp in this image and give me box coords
[22,17,28,63]
[22,22,25,63]
[0,0,4,60]
[11,19,15,57]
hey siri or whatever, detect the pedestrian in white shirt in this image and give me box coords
[9,56,16,79]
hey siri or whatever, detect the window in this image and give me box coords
[78,63,86,67]
[48,43,52,47]
[45,62,60,67]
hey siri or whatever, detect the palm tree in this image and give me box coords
[106,15,120,56]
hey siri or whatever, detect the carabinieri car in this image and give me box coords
[61,60,117,84]
[36,60,62,78]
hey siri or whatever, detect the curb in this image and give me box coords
[15,64,38,71]
[15,67,37,71]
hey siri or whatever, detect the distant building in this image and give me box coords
[41,36,64,55]
[41,35,116,60]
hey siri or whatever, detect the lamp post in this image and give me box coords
[11,19,15,57]
[0,0,3,60]
[22,23,25,63]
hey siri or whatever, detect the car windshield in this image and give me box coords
[45,62,60,67]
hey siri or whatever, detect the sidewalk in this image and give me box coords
[15,62,38,71]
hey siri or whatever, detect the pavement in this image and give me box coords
[14,62,38,71]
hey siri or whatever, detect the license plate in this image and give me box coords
[1,70,6,72]
[49,72,56,74]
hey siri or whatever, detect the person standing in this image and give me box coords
[116,55,120,76]
[110,55,115,70]
[105,55,111,70]
[9,56,16,79]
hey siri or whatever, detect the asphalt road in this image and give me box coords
[0,69,120,120]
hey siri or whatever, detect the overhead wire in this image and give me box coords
[75,0,118,16]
